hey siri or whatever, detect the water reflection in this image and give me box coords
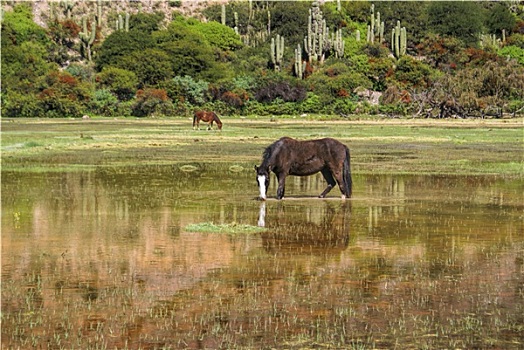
[258,201,351,255]
[2,166,523,349]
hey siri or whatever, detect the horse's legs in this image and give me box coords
[319,168,337,198]
[276,174,286,200]
[331,169,348,199]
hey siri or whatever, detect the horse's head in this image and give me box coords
[254,165,270,200]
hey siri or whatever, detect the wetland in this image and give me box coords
[1,117,523,349]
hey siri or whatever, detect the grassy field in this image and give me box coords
[1,116,522,176]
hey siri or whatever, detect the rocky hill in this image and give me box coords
[7,0,227,30]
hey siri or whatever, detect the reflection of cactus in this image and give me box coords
[367,4,384,43]
[271,34,285,71]
[80,17,96,61]
[391,20,407,58]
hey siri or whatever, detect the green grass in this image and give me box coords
[185,222,267,234]
[1,117,522,176]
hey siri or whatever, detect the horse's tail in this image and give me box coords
[343,147,352,198]
[192,112,198,128]
[214,112,223,130]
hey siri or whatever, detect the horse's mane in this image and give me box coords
[261,137,292,167]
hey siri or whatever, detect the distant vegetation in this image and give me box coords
[2,0,524,118]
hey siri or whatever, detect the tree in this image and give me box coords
[190,21,243,51]
[433,59,524,117]
[119,48,173,88]
[129,12,164,33]
[427,2,484,47]
[483,2,516,37]
[1,3,50,45]
[97,66,138,101]
[96,30,154,71]
[158,22,231,82]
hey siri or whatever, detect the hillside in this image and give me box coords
[2,0,523,119]
[2,0,225,31]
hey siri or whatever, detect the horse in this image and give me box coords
[193,111,222,130]
[255,137,352,200]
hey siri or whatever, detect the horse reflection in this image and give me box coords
[258,201,351,255]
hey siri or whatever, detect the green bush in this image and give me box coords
[298,93,323,114]
[498,45,524,65]
[2,92,45,117]
[97,66,138,101]
[89,89,119,117]
[41,97,84,118]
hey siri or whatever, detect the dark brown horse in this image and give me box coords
[193,111,222,130]
[255,137,352,200]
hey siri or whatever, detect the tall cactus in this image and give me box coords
[391,20,407,58]
[60,0,74,19]
[116,12,129,32]
[270,34,285,71]
[304,1,330,64]
[80,17,96,61]
[96,0,102,27]
[294,44,306,79]
[367,4,384,44]
[234,12,239,35]
[332,29,345,58]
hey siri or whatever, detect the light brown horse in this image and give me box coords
[193,111,222,130]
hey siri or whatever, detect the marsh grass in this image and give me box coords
[185,222,266,234]
[1,117,522,176]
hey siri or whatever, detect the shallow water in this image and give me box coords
[2,165,523,349]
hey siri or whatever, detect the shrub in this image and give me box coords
[167,75,209,105]
[40,96,84,118]
[1,92,45,117]
[96,66,138,101]
[89,89,119,117]
[132,88,174,117]
[254,79,306,103]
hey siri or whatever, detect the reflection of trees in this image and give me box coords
[2,170,523,349]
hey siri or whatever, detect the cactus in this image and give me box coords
[80,17,96,61]
[60,0,74,19]
[367,4,384,44]
[332,29,345,58]
[267,10,271,36]
[234,12,239,35]
[96,0,102,27]
[294,44,305,79]
[304,1,330,64]
[116,12,129,32]
[271,34,285,71]
[391,20,407,58]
